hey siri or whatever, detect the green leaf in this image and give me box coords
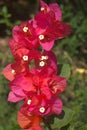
[5,14,11,18]
[0,126,4,130]
[0,19,5,24]
[51,107,74,129]
[77,124,87,130]
[60,64,71,79]
[2,6,8,15]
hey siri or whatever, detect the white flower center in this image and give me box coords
[41,56,48,60]
[39,35,44,40]
[23,55,28,61]
[27,99,31,105]
[23,27,28,32]
[39,107,45,113]
[12,69,15,74]
[41,7,45,11]
[39,61,45,67]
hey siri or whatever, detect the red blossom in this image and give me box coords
[33,50,57,72]
[11,0,71,51]
[17,108,43,130]
[2,0,71,129]
[46,21,71,40]
[18,94,63,117]
[36,0,62,29]
[8,67,66,103]
[12,21,39,49]
[34,0,71,51]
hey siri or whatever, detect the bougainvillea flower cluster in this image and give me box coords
[3,0,71,129]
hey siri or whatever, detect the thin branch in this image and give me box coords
[43,117,53,130]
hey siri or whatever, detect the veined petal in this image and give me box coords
[17,110,32,129]
[2,64,15,81]
[52,97,63,115]
[49,75,66,94]
[17,109,43,129]
[40,40,54,51]
[8,91,24,102]
[9,74,36,93]
[49,3,62,21]
[46,21,71,40]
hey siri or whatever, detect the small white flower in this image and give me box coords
[23,27,28,32]
[23,55,28,61]
[39,61,45,67]
[11,69,15,74]
[41,56,48,60]
[39,35,44,40]
[39,107,45,113]
[41,7,45,11]
[27,99,31,105]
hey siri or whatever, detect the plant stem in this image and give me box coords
[43,117,53,130]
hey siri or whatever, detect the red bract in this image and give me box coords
[3,49,57,81]
[19,95,62,116]
[8,66,66,102]
[34,0,71,51]
[34,20,71,51]
[36,70,66,95]
[3,60,29,81]
[24,94,51,116]
[2,49,41,81]
[35,0,62,29]
[49,3,62,21]
[2,64,15,81]
[7,67,53,102]
[8,73,36,102]
[41,75,66,99]
[12,21,39,49]
[17,108,43,130]
[48,75,66,95]
[8,90,25,102]
[46,21,71,40]
[9,39,23,56]
[33,50,57,72]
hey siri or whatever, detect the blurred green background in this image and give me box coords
[0,0,87,130]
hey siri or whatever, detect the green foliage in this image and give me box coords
[0,6,21,35]
[77,124,87,130]
[59,1,87,57]
[51,107,74,129]
[59,64,71,79]
[0,6,12,26]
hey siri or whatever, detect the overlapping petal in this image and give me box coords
[2,0,71,129]
[12,21,39,49]
[17,109,43,130]
[2,64,15,81]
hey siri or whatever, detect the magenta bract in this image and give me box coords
[3,0,71,129]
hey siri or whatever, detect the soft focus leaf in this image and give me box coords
[60,64,71,79]
[51,107,74,129]
[77,124,87,130]
[2,6,8,15]
[0,19,5,24]
[0,126,4,130]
